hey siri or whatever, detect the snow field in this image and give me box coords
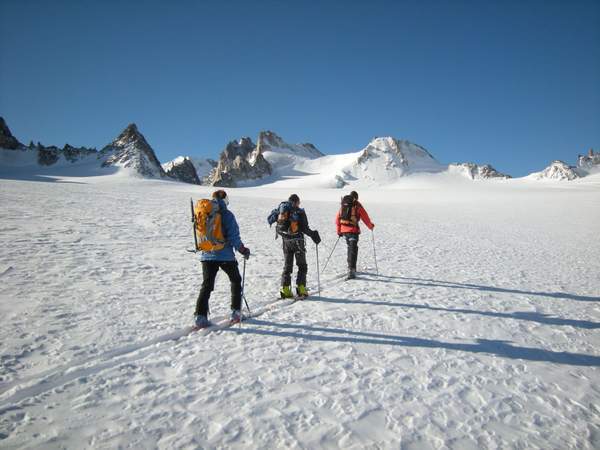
[0,176,599,449]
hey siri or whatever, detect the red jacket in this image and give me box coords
[335,201,374,234]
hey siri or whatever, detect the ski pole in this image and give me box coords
[315,244,321,296]
[241,257,251,314]
[371,229,379,276]
[190,198,198,252]
[321,236,341,275]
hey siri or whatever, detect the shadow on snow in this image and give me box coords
[361,273,600,303]
[310,296,600,330]
[234,319,600,367]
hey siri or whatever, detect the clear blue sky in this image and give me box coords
[1,0,598,176]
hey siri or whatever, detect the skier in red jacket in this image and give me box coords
[335,191,374,279]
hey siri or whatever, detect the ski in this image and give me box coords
[189,295,303,336]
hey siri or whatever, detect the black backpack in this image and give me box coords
[339,195,357,225]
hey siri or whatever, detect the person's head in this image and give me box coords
[350,191,358,201]
[212,189,229,205]
[288,194,300,207]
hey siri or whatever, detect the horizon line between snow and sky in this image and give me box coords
[1,0,599,177]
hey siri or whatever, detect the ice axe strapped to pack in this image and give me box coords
[193,198,226,252]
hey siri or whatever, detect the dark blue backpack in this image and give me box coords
[267,201,299,234]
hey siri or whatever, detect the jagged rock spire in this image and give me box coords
[101,123,166,178]
[0,117,23,149]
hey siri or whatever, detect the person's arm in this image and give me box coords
[223,210,244,252]
[335,210,342,235]
[299,209,320,244]
[299,209,312,235]
[357,204,374,230]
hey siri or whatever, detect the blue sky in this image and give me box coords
[1,0,598,176]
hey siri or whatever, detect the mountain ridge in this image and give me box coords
[1,117,597,186]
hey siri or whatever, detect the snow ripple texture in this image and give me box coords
[0,176,599,449]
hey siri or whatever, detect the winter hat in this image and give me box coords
[289,194,300,204]
[212,190,227,200]
[350,191,358,200]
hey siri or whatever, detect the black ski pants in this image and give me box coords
[343,233,359,270]
[281,238,307,287]
[195,260,242,316]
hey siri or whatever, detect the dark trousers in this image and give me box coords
[195,260,242,316]
[344,233,359,270]
[281,238,307,286]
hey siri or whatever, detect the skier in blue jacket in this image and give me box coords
[194,190,250,328]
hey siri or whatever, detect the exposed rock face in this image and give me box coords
[449,162,511,180]
[532,160,580,181]
[577,149,600,172]
[62,143,97,162]
[163,156,201,184]
[257,130,323,158]
[101,124,166,178]
[0,117,24,149]
[37,145,60,165]
[208,137,272,187]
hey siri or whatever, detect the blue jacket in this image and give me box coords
[199,199,244,262]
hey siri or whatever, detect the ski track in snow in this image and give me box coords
[0,177,599,449]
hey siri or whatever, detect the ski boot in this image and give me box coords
[280,285,294,299]
[193,314,212,330]
[296,284,308,299]
[230,309,242,324]
[346,269,356,280]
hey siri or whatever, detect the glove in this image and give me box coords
[370,223,375,230]
[239,244,250,259]
[311,230,321,245]
[337,232,343,237]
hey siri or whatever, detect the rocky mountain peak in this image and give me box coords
[0,117,24,150]
[356,137,442,174]
[448,162,511,180]
[208,137,272,187]
[577,148,600,172]
[101,124,165,178]
[257,130,323,159]
[532,160,580,181]
[163,156,201,184]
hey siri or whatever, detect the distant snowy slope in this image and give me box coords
[188,157,218,180]
[263,137,445,188]
[258,130,324,169]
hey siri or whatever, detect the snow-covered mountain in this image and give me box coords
[448,162,511,180]
[188,157,218,182]
[528,160,580,181]
[257,130,324,169]
[101,124,165,178]
[3,116,598,186]
[162,156,201,184]
[344,137,444,182]
[266,137,447,188]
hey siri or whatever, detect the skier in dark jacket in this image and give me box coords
[274,194,321,298]
[335,190,374,279]
[193,190,250,328]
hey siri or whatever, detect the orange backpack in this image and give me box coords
[193,199,226,252]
